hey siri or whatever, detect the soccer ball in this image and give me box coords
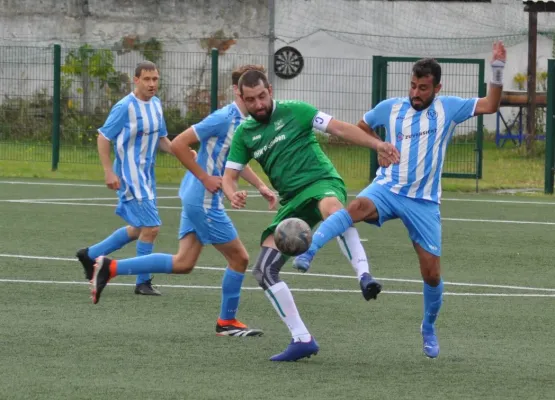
[274,218,312,256]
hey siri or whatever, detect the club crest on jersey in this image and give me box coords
[426,109,437,120]
[396,132,403,142]
[274,119,285,131]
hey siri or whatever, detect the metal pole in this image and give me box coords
[526,11,538,154]
[545,59,555,194]
[51,44,61,171]
[210,48,219,113]
[267,0,276,85]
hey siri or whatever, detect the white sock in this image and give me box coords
[265,281,311,342]
[337,227,370,280]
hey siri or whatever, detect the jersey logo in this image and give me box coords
[274,119,285,131]
[426,109,437,120]
[252,134,261,141]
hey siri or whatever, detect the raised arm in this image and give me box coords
[474,41,506,115]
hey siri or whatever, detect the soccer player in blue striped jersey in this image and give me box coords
[88,65,275,337]
[294,41,507,358]
[76,61,173,296]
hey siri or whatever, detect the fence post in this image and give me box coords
[369,56,382,181]
[210,48,219,113]
[51,44,61,171]
[544,59,555,194]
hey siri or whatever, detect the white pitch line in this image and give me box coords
[6,199,555,224]
[0,180,261,195]
[4,196,179,202]
[1,253,555,293]
[0,278,554,297]
[3,180,555,206]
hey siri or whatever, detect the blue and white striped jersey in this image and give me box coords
[179,102,245,210]
[364,96,477,203]
[98,92,167,203]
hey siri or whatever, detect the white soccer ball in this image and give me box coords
[274,218,312,256]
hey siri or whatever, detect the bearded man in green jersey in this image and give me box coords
[222,70,399,362]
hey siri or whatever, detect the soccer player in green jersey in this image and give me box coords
[222,70,399,361]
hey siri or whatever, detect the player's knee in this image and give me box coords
[228,249,249,273]
[319,197,344,219]
[252,263,266,288]
[126,226,141,240]
[140,226,160,242]
[421,261,441,286]
[172,253,195,274]
[423,272,441,287]
[347,198,376,222]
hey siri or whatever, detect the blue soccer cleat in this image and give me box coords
[421,324,440,358]
[360,272,382,301]
[270,337,320,362]
[359,272,382,301]
[292,250,315,273]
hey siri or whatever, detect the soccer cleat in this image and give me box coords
[90,256,112,304]
[360,272,382,301]
[421,324,440,359]
[76,248,95,281]
[134,279,162,296]
[292,250,315,273]
[269,337,319,362]
[216,319,264,337]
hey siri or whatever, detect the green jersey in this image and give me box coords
[226,100,342,202]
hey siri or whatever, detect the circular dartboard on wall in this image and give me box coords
[274,46,304,79]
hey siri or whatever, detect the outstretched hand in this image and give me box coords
[259,185,278,210]
[492,41,506,64]
[377,142,400,167]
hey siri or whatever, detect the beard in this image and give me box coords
[410,94,435,111]
[249,104,273,124]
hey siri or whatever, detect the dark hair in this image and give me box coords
[238,70,270,95]
[135,61,158,78]
[232,64,267,85]
[412,58,441,85]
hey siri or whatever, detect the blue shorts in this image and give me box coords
[178,203,238,245]
[115,199,161,228]
[357,183,441,256]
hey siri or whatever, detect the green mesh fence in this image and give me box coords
[0,45,488,185]
[0,46,54,163]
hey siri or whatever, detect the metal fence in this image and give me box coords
[1,44,488,186]
[0,44,375,185]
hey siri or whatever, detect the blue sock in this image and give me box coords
[136,240,154,285]
[116,254,173,276]
[219,267,245,321]
[88,227,133,259]
[308,209,353,254]
[422,279,444,334]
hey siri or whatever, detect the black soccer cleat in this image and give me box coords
[216,319,264,337]
[90,256,112,304]
[76,248,95,281]
[134,279,162,296]
[360,272,382,301]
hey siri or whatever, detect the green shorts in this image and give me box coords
[260,178,347,245]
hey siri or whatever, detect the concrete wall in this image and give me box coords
[0,0,552,131]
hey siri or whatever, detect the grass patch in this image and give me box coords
[0,139,546,193]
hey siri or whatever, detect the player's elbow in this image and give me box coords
[478,98,501,115]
